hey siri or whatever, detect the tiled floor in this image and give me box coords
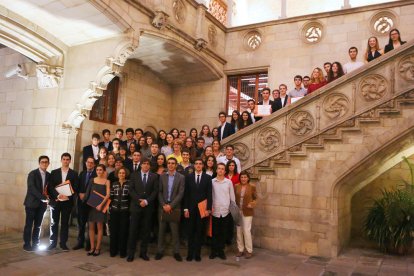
[0,230,413,276]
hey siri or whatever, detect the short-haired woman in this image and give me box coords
[235,171,257,259]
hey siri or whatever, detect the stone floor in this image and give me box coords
[0,230,413,276]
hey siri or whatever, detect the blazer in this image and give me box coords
[384,41,406,54]
[82,145,99,170]
[48,167,79,207]
[184,172,212,212]
[158,171,185,210]
[125,160,141,174]
[218,122,235,141]
[23,169,50,208]
[78,169,97,194]
[98,141,113,152]
[129,171,159,212]
[272,96,289,113]
[234,183,257,217]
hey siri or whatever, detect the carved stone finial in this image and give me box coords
[152,11,169,30]
[36,64,63,89]
[194,38,208,51]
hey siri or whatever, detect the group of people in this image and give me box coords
[228,28,406,129]
[22,28,407,263]
[23,125,257,263]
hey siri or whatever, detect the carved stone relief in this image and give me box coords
[370,11,397,35]
[257,127,281,152]
[301,21,324,44]
[152,11,168,29]
[359,75,388,101]
[172,0,186,24]
[289,111,315,136]
[208,25,217,48]
[194,38,208,51]
[36,64,64,89]
[233,142,250,162]
[398,54,414,82]
[323,93,350,119]
[243,30,262,51]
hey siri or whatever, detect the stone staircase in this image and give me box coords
[222,40,414,178]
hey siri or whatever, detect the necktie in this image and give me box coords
[196,174,200,186]
[143,173,147,187]
[86,171,91,185]
[134,164,137,171]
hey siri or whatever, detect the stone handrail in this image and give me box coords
[222,40,414,170]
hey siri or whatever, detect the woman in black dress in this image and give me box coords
[109,167,130,258]
[365,36,383,62]
[85,164,110,256]
[384,28,406,53]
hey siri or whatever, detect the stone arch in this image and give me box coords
[329,113,414,255]
[62,33,139,131]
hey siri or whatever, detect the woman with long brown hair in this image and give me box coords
[365,36,383,62]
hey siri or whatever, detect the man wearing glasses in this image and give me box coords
[23,155,50,252]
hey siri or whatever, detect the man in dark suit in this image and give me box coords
[155,157,185,262]
[82,133,100,170]
[217,111,235,141]
[125,151,141,174]
[255,87,274,121]
[98,129,113,152]
[23,155,50,252]
[47,152,79,251]
[73,157,96,250]
[126,158,159,262]
[272,84,290,113]
[184,158,212,262]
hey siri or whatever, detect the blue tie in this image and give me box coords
[143,174,147,187]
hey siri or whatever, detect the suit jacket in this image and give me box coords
[126,160,141,174]
[129,171,159,212]
[272,96,289,113]
[184,172,212,213]
[234,183,257,217]
[98,141,113,152]
[78,169,97,195]
[24,169,50,208]
[218,122,235,141]
[158,172,185,210]
[82,145,99,170]
[48,167,79,207]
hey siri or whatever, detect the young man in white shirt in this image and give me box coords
[216,144,242,173]
[210,163,235,260]
[343,46,364,74]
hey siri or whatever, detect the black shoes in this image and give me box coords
[140,253,150,261]
[186,256,193,262]
[87,249,95,256]
[155,253,163,260]
[93,249,101,256]
[174,253,183,262]
[218,251,226,260]
[209,252,217,259]
[72,244,83,250]
[195,256,201,262]
[60,244,69,252]
[23,245,33,252]
[126,255,134,262]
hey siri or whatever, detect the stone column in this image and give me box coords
[195,4,208,51]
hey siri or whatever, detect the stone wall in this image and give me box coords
[76,60,173,169]
[351,155,414,238]
[0,47,59,232]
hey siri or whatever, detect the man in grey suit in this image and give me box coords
[155,157,185,262]
[23,155,50,252]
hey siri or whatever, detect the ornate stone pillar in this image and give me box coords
[195,4,208,51]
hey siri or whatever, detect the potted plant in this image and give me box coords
[364,157,414,255]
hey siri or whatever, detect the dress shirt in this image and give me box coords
[216,155,242,173]
[212,177,235,218]
[39,168,46,189]
[92,145,99,160]
[246,108,256,123]
[133,162,140,172]
[195,172,202,185]
[161,146,173,156]
[104,141,110,149]
[141,170,149,205]
[167,172,175,202]
[280,96,288,107]
[61,168,68,184]
[220,123,225,140]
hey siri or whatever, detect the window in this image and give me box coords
[226,72,268,115]
[90,76,119,124]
